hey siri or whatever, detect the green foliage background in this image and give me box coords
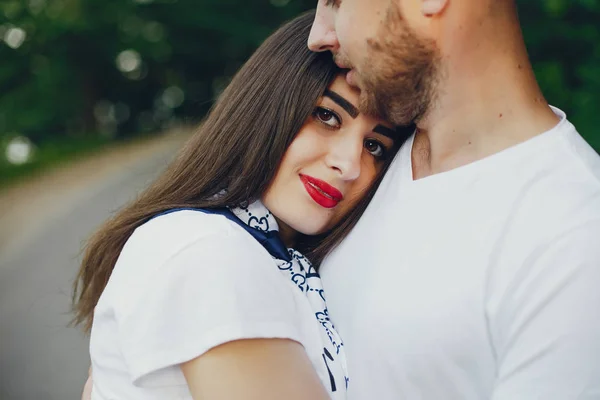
[0,0,598,178]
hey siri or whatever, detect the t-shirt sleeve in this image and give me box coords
[114,228,305,387]
[490,221,600,399]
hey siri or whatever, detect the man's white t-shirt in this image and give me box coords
[320,107,600,399]
[89,211,341,399]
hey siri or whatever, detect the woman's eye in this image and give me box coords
[313,107,341,128]
[365,139,386,159]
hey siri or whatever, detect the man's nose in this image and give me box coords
[307,7,339,53]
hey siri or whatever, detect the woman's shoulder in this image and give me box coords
[113,209,282,285]
[126,209,260,258]
[102,210,271,297]
[105,208,291,315]
[137,208,238,238]
[93,211,322,393]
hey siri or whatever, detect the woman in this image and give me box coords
[73,11,408,400]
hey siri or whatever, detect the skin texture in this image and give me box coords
[81,367,92,400]
[262,74,395,245]
[309,0,560,179]
[181,339,330,400]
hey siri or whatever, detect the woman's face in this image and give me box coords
[262,74,397,244]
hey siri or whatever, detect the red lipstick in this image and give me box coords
[299,174,343,209]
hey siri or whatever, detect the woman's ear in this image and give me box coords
[421,0,448,16]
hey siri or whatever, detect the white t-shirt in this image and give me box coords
[89,211,341,399]
[320,107,600,399]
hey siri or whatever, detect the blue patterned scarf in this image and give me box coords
[230,200,349,396]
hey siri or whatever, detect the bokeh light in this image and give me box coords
[115,49,142,74]
[4,27,26,49]
[5,136,34,165]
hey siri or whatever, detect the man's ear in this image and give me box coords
[421,0,448,16]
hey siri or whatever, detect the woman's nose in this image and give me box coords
[325,136,362,181]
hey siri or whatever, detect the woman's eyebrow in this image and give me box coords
[373,124,398,139]
[324,89,359,118]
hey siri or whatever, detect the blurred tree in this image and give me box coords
[0,0,598,161]
[519,0,600,151]
[0,0,313,147]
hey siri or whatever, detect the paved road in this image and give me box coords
[0,132,189,400]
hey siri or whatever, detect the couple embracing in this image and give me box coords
[75,1,600,399]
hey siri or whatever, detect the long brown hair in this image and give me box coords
[72,11,401,332]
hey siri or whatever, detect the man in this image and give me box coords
[309,0,600,399]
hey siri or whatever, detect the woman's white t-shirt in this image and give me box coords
[89,210,338,399]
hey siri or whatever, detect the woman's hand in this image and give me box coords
[181,338,330,400]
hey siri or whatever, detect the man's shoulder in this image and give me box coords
[497,122,600,263]
[559,121,600,185]
[514,117,600,217]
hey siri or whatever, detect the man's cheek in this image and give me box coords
[335,17,355,52]
[339,8,367,48]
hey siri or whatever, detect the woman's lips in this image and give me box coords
[300,174,343,209]
[346,69,356,86]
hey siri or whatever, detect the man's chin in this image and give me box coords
[358,86,410,126]
[358,90,384,120]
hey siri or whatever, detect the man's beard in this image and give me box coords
[357,4,440,126]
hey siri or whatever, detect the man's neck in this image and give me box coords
[411,24,560,180]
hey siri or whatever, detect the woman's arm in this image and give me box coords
[181,338,330,400]
[81,366,92,400]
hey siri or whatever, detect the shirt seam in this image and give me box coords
[127,321,307,386]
